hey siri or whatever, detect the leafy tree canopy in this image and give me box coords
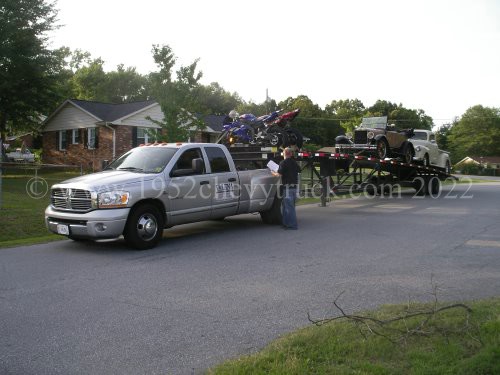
[148,44,205,142]
[0,0,64,139]
[447,105,500,162]
[278,95,324,118]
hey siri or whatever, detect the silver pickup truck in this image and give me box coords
[45,143,282,249]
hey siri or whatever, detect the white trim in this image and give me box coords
[59,130,67,151]
[71,129,79,144]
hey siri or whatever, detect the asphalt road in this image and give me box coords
[1,182,500,374]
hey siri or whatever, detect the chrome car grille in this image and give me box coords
[51,188,92,212]
[354,130,368,144]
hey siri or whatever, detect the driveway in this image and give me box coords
[1,182,499,374]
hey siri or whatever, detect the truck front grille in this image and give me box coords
[51,188,92,212]
[354,130,368,144]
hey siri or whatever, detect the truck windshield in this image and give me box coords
[105,147,178,173]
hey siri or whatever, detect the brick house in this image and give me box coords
[42,99,163,170]
[42,99,225,170]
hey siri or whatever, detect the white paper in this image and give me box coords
[267,160,279,173]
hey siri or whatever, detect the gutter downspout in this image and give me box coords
[104,123,116,160]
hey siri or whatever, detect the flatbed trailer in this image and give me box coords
[225,145,456,206]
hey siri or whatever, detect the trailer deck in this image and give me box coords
[226,145,456,206]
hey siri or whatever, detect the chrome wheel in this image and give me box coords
[136,213,158,242]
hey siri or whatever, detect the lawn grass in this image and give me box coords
[208,298,500,374]
[0,167,81,248]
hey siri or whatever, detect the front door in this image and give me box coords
[166,148,213,225]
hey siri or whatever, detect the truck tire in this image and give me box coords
[260,195,282,225]
[124,203,164,250]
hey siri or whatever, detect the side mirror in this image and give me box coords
[192,158,204,174]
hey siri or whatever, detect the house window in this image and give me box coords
[72,129,80,144]
[87,128,96,149]
[137,128,157,145]
[59,130,67,150]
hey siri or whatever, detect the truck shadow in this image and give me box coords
[61,214,269,255]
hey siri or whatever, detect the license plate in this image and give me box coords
[56,224,69,235]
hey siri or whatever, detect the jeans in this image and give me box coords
[282,187,298,229]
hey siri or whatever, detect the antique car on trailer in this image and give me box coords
[409,129,451,173]
[335,116,415,163]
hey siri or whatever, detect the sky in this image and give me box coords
[48,0,500,126]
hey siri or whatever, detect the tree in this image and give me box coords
[278,95,324,118]
[106,64,148,103]
[148,44,205,142]
[366,100,399,117]
[71,58,109,101]
[325,98,365,132]
[195,82,242,115]
[447,105,500,162]
[0,0,63,140]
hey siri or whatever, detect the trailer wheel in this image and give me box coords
[260,195,282,225]
[413,177,427,196]
[124,203,164,250]
[430,177,441,196]
[376,139,389,159]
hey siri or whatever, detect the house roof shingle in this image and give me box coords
[70,99,157,122]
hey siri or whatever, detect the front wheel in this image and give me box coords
[402,144,415,164]
[376,139,389,159]
[124,204,164,250]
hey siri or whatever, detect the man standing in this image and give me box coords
[274,147,300,229]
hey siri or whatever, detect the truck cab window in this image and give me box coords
[172,148,205,175]
[206,147,230,173]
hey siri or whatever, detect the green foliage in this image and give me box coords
[278,95,324,118]
[293,117,343,147]
[209,298,500,375]
[195,82,242,115]
[0,0,65,139]
[148,44,205,142]
[447,105,500,162]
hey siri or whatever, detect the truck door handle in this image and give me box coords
[200,180,210,185]
[228,178,237,182]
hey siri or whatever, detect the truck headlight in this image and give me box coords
[367,131,375,140]
[98,191,130,208]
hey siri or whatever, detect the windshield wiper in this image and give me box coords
[117,166,144,172]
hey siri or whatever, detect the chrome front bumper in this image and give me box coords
[45,206,130,239]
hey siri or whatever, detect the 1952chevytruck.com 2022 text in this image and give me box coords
[45,143,282,249]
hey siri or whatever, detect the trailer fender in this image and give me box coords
[335,135,352,145]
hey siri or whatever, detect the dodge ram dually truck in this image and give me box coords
[45,143,282,249]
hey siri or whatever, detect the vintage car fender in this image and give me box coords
[335,135,352,145]
[412,144,431,161]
